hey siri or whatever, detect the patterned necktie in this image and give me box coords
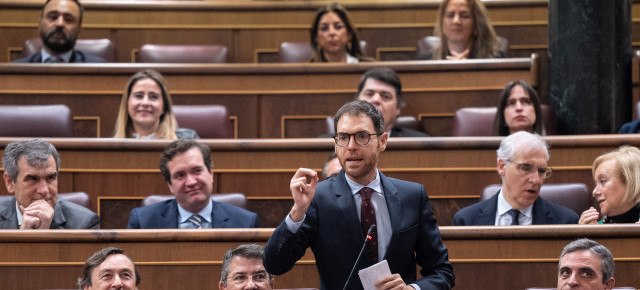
[360,187,377,262]
[508,209,520,225]
[187,214,204,229]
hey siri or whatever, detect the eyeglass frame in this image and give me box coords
[226,271,270,286]
[333,131,382,147]
[504,158,552,179]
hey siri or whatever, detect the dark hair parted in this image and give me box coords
[220,244,274,287]
[77,247,140,289]
[44,0,83,24]
[334,100,385,135]
[2,140,60,182]
[159,139,212,183]
[492,80,544,136]
[356,67,405,109]
[310,3,364,62]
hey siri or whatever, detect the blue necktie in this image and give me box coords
[508,209,520,225]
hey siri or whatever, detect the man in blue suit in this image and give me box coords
[264,101,454,290]
[453,131,578,225]
[127,140,258,229]
[13,0,104,63]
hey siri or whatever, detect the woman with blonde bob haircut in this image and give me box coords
[113,69,198,140]
[580,145,640,224]
[432,0,502,60]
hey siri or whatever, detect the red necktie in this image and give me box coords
[360,187,377,262]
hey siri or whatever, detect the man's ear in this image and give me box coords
[497,158,507,177]
[3,173,15,195]
[218,281,225,290]
[604,277,615,290]
[378,132,388,152]
[166,181,175,195]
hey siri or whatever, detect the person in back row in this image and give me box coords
[453,131,578,225]
[424,0,504,60]
[0,139,99,229]
[113,69,199,140]
[14,0,104,63]
[355,67,429,137]
[310,3,372,63]
[493,80,545,136]
[127,139,258,229]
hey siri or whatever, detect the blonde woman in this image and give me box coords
[113,69,198,139]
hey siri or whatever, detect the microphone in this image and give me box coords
[342,224,376,290]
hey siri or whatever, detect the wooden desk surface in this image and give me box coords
[0,225,639,290]
[0,58,538,138]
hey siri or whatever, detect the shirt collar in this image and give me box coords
[176,197,212,224]
[346,169,382,196]
[497,189,533,218]
[41,49,73,63]
[15,201,22,227]
[346,53,359,64]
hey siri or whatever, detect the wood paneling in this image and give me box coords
[0,135,635,228]
[0,226,639,290]
[0,0,550,63]
[0,58,538,138]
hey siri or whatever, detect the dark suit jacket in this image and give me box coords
[390,126,429,137]
[0,196,99,229]
[13,50,105,63]
[126,199,259,229]
[619,119,640,134]
[452,192,579,225]
[264,171,454,290]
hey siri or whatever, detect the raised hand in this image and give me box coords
[289,168,318,222]
[579,207,600,225]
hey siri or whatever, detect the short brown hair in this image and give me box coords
[159,139,212,183]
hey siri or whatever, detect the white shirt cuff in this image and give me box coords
[285,213,305,233]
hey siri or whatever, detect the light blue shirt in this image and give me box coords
[177,198,213,229]
[41,49,73,63]
[495,190,533,225]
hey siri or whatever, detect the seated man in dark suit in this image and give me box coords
[453,131,578,225]
[265,100,454,290]
[13,0,104,63]
[0,140,99,229]
[127,139,259,229]
[356,68,428,137]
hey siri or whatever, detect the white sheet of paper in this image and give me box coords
[358,259,391,290]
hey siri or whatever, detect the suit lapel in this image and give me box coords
[380,173,401,259]
[531,197,550,224]
[0,196,19,229]
[50,202,65,229]
[160,200,180,228]
[210,200,230,227]
[334,173,366,251]
[477,193,500,225]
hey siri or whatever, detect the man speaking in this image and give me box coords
[264,101,454,290]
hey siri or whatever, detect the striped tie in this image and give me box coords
[187,214,204,229]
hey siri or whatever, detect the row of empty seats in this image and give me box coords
[18,36,510,63]
[0,104,233,138]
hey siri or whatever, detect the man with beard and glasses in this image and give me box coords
[14,0,104,63]
[264,100,454,290]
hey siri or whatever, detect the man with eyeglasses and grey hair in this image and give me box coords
[453,131,578,225]
[557,238,615,290]
[219,244,273,290]
[265,100,454,290]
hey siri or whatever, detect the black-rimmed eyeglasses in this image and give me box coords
[334,131,381,147]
